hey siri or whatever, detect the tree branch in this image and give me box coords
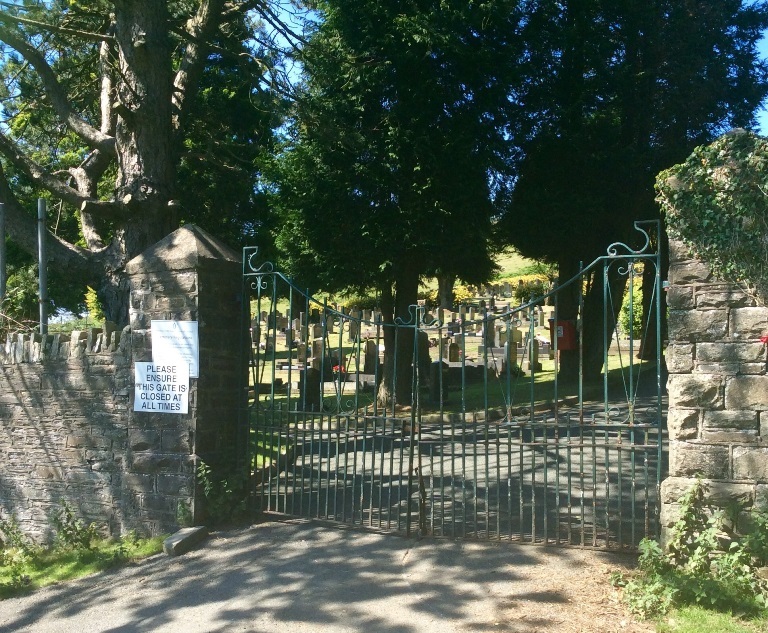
[0,23,116,155]
[0,162,92,278]
[172,0,226,132]
[0,11,115,43]
[0,132,124,219]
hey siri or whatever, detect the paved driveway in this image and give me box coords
[0,519,647,633]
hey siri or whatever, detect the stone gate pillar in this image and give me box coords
[125,225,245,529]
[663,239,768,539]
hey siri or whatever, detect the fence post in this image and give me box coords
[37,198,48,335]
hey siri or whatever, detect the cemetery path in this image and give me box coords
[0,518,653,633]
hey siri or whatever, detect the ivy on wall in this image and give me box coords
[657,129,768,303]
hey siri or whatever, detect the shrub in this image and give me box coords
[614,480,768,620]
[618,276,643,339]
[514,278,548,304]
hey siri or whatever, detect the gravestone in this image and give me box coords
[527,336,541,371]
[348,318,359,342]
[298,368,321,411]
[364,340,378,375]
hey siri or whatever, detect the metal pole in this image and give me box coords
[0,202,6,301]
[38,198,48,335]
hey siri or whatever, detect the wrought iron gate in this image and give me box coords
[242,221,665,549]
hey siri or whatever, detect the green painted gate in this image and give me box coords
[241,221,665,549]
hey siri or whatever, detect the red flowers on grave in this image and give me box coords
[761,335,768,345]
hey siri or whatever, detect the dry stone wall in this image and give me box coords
[663,239,768,537]
[0,225,244,542]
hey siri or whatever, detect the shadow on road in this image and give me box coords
[0,518,643,633]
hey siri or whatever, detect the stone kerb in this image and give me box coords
[126,224,244,528]
[0,324,132,542]
[663,239,768,537]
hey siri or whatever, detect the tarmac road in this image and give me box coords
[0,518,643,633]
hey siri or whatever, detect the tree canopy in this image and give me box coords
[0,0,289,323]
[495,0,768,378]
[269,0,523,299]
[502,0,768,266]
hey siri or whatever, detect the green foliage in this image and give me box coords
[270,0,521,296]
[50,503,99,552]
[0,517,164,599]
[657,605,768,633]
[1,264,42,333]
[197,461,249,525]
[0,516,40,591]
[514,279,548,304]
[84,287,104,324]
[658,130,768,304]
[615,480,768,620]
[505,262,559,283]
[618,276,643,339]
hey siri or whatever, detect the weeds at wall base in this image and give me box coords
[0,509,165,599]
[612,479,768,624]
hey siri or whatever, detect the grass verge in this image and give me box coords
[657,606,768,633]
[0,533,166,600]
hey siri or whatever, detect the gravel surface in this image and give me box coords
[0,519,653,633]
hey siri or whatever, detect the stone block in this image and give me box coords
[64,468,111,485]
[725,376,768,411]
[738,363,767,375]
[730,307,768,340]
[66,434,112,450]
[661,476,699,504]
[666,287,694,310]
[669,442,729,478]
[668,374,723,409]
[667,408,699,440]
[661,477,753,506]
[128,429,161,452]
[157,474,193,496]
[694,362,740,375]
[668,239,693,264]
[668,259,712,284]
[702,429,759,444]
[163,526,208,557]
[668,309,728,343]
[161,430,191,453]
[703,410,758,430]
[733,447,768,480]
[130,454,182,474]
[140,493,177,514]
[34,465,64,481]
[659,502,682,530]
[696,286,751,309]
[665,344,694,373]
[756,485,768,511]
[697,342,764,363]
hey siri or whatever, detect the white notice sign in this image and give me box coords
[134,362,189,414]
[151,320,199,378]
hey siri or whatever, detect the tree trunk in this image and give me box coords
[377,266,420,408]
[437,273,456,309]
[377,284,395,409]
[556,258,627,384]
[96,1,179,325]
[554,257,581,383]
